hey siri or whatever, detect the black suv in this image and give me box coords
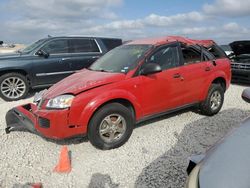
[0,36,122,101]
[229,41,250,83]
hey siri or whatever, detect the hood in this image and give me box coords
[43,69,126,99]
[230,41,250,56]
[0,52,22,60]
[199,117,250,188]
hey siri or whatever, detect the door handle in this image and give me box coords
[205,67,211,71]
[173,73,181,78]
[59,58,71,63]
[173,73,184,81]
[61,58,71,61]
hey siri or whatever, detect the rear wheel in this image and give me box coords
[0,73,29,101]
[199,84,224,116]
[88,103,134,150]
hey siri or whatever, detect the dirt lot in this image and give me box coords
[0,84,249,188]
[0,44,26,54]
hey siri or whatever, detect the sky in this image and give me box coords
[0,0,250,44]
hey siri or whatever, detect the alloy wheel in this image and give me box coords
[210,91,222,111]
[99,114,127,143]
[1,77,26,99]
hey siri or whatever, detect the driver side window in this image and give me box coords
[149,46,179,70]
[41,39,69,54]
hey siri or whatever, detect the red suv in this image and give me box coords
[6,36,231,149]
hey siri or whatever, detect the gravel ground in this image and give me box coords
[0,84,249,188]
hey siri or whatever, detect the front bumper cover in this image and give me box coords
[5,103,85,139]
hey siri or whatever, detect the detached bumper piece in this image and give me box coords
[5,104,37,134]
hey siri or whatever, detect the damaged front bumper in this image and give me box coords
[5,103,84,139]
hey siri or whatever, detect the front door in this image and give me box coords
[138,44,186,116]
[32,39,73,86]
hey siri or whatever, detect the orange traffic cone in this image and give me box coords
[53,146,71,173]
[31,183,43,188]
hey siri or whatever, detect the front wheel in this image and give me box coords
[199,84,224,116]
[88,103,134,150]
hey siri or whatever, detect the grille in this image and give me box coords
[231,62,250,70]
[38,117,50,128]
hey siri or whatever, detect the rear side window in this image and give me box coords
[207,45,227,58]
[41,39,69,54]
[69,39,100,53]
[148,46,180,70]
[182,47,202,65]
[101,39,122,51]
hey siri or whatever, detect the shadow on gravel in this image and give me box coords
[7,128,89,145]
[135,108,250,188]
[27,88,42,98]
[231,82,250,87]
[45,136,88,145]
[136,106,197,129]
[88,173,119,188]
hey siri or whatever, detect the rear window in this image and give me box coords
[69,39,100,53]
[101,38,122,51]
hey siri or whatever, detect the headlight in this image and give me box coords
[46,95,74,109]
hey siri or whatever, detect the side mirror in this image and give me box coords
[242,88,250,103]
[140,63,162,75]
[36,49,49,58]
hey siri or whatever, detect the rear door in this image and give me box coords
[32,38,73,86]
[179,45,210,104]
[67,38,102,71]
[138,43,186,116]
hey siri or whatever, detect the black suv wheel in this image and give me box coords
[0,73,29,101]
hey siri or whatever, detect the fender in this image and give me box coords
[78,89,143,132]
[201,70,228,100]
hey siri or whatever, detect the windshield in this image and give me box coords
[21,39,47,53]
[89,44,152,73]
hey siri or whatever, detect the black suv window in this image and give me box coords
[182,47,202,65]
[41,39,69,54]
[101,38,122,51]
[149,46,179,70]
[69,39,100,53]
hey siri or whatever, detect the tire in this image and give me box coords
[0,73,29,101]
[199,84,224,116]
[88,103,134,150]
